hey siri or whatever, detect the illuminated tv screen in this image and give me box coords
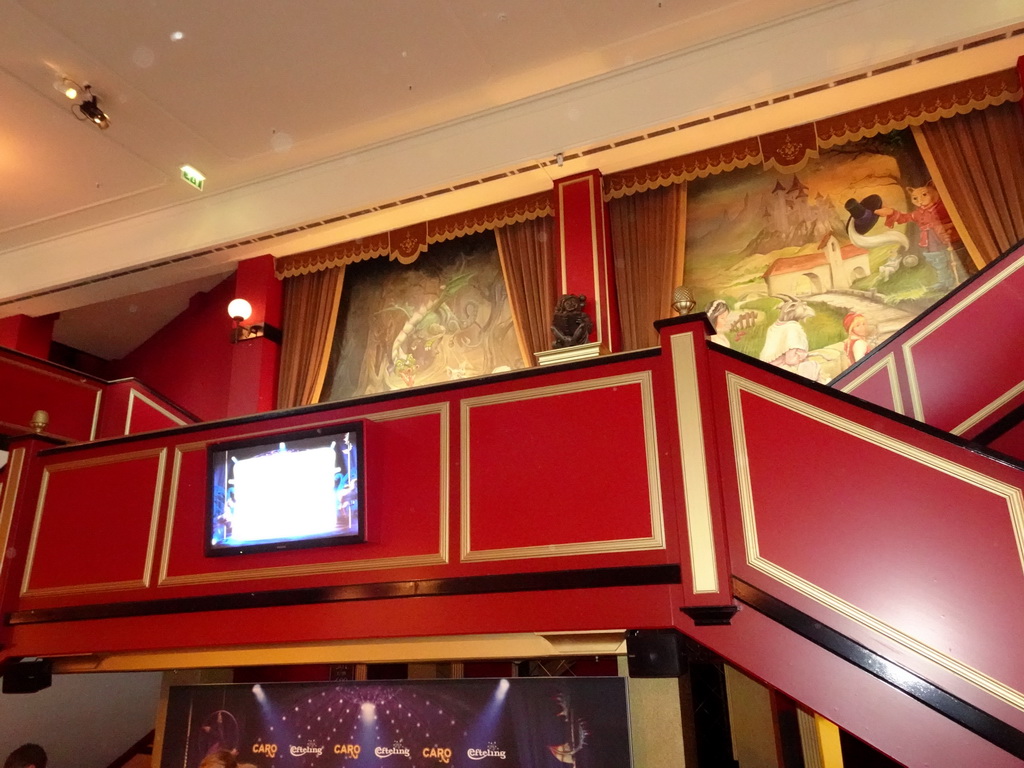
[206,424,364,556]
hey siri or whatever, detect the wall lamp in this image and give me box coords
[228,298,281,344]
[71,84,110,129]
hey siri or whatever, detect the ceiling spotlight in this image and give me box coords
[53,77,80,100]
[72,85,110,129]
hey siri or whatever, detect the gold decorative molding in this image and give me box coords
[0,448,26,587]
[126,389,189,434]
[727,373,1024,712]
[901,255,1024,432]
[460,372,665,562]
[159,403,450,587]
[669,334,719,593]
[21,448,168,598]
[838,353,905,416]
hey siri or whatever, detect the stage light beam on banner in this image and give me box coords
[466,679,511,750]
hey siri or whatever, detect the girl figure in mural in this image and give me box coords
[874,181,967,291]
[705,300,732,348]
[759,296,821,382]
[841,312,875,369]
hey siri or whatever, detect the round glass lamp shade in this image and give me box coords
[227,298,253,322]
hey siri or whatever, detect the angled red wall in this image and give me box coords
[108,276,236,422]
[0,315,55,359]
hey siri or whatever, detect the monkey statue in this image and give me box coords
[551,294,594,348]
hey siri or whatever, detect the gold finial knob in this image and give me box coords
[29,410,49,433]
[671,285,696,315]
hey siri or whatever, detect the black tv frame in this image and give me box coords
[205,422,365,557]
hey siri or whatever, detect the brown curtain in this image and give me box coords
[608,183,687,350]
[495,216,558,365]
[276,266,345,409]
[916,101,1024,266]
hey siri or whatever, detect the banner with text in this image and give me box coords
[163,677,631,767]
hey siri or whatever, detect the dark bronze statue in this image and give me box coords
[551,293,594,348]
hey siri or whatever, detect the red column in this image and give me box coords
[656,316,735,622]
[226,255,283,417]
[0,315,56,359]
[553,171,622,353]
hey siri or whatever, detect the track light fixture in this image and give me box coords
[72,85,110,129]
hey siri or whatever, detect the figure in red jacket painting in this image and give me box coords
[874,181,966,291]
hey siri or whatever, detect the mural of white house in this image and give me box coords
[762,234,869,296]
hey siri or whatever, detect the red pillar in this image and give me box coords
[226,255,283,417]
[553,170,622,353]
[0,315,56,359]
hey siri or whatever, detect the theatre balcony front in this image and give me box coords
[3,237,1024,766]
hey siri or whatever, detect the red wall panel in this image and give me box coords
[710,353,1024,733]
[463,374,661,556]
[837,353,905,415]
[23,449,166,595]
[732,385,1024,695]
[95,381,196,438]
[11,352,679,622]
[837,243,1024,437]
[0,349,101,441]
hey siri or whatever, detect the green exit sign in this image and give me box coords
[180,164,205,191]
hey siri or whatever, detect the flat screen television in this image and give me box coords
[206,423,364,556]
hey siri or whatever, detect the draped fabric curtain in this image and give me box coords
[276,265,346,409]
[495,216,558,366]
[608,182,687,350]
[915,101,1024,266]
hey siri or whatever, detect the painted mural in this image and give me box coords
[323,231,525,401]
[685,130,973,382]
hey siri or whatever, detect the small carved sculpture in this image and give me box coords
[551,293,594,348]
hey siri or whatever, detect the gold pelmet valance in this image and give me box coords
[277,68,1021,278]
[276,191,553,278]
[603,67,1022,198]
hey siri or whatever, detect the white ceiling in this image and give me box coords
[1,0,1022,358]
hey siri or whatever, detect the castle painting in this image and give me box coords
[683,130,970,382]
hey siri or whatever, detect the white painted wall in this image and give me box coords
[0,671,162,768]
